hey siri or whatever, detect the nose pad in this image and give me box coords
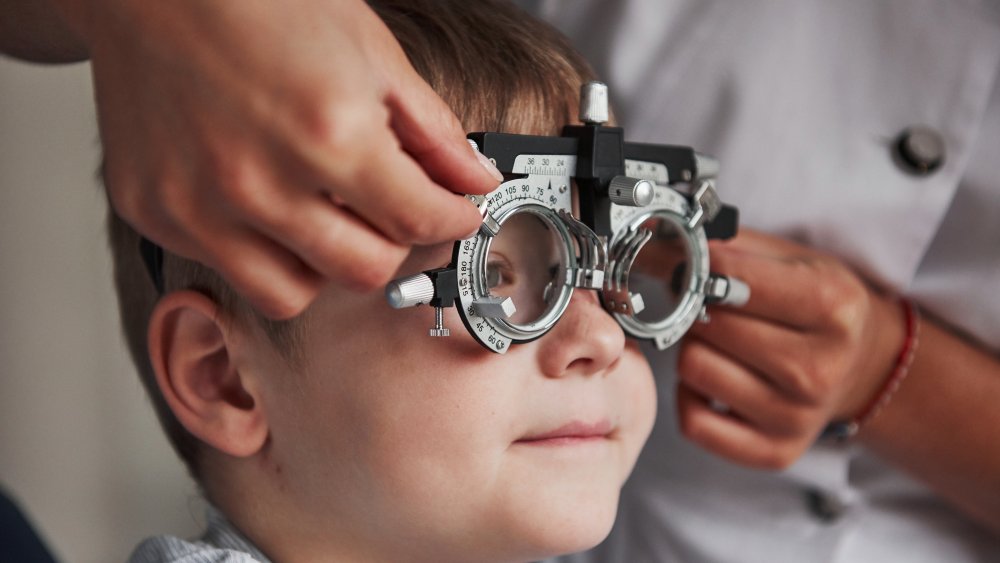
[537,288,626,378]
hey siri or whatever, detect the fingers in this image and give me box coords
[678,339,812,437]
[678,326,819,470]
[91,0,502,323]
[708,240,859,330]
[676,386,803,470]
[296,36,502,247]
[386,58,504,194]
[242,190,411,292]
[688,309,834,404]
[285,99,489,246]
[344,127,489,244]
[190,225,326,321]
[711,228,815,261]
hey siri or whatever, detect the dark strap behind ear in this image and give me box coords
[139,237,165,294]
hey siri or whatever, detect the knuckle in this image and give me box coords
[301,99,375,160]
[292,224,334,261]
[755,443,797,471]
[677,401,709,445]
[781,406,816,437]
[812,262,867,330]
[677,408,701,443]
[346,252,404,291]
[812,266,845,317]
[783,364,824,404]
[155,176,196,219]
[252,280,318,320]
[413,109,463,157]
[808,377,837,405]
[219,254,320,321]
[303,225,406,290]
[106,177,144,221]
[265,292,313,320]
[386,210,438,243]
[809,367,838,399]
[120,176,188,237]
[104,165,156,222]
[213,158,272,217]
[677,343,711,389]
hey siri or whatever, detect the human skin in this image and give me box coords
[676,228,1000,532]
[148,234,657,562]
[1,0,502,319]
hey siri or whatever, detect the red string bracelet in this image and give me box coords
[823,298,921,441]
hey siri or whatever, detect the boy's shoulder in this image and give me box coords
[127,506,270,563]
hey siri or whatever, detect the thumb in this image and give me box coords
[386,68,503,195]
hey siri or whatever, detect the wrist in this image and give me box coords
[825,297,920,440]
[840,291,907,419]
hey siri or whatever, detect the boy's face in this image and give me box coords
[245,214,657,561]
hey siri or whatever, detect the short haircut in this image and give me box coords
[107,0,596,480]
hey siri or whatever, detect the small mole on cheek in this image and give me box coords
[259,446,287,491]
[273,462,288,493]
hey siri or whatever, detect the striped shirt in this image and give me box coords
[127,507,271,563]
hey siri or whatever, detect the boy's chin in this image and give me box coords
[501,488,620,560]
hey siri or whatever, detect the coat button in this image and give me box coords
[804,488,847,523]
[894,126,945,175]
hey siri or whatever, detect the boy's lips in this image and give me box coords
[515,419,613,445]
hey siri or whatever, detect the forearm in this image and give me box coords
[860,312,1000,532]
[0,0,88,62]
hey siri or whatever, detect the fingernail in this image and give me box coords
[462,197,485,239]
[474,149,504,183]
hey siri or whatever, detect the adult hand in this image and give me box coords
[53,0,502,318]
[676,229,907,469]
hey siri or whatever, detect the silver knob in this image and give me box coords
[694,152,720,180]
[385,273,435,308]
[579,81,609,125]
[608,176,654,207]
[704,274,750,307]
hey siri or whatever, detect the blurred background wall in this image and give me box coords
[1,56,201,562]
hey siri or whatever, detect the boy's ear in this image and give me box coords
[148,290,268,458]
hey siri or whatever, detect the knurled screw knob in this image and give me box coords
[385,273,435,309]
[429,307,450,337]
[608,176,654,207]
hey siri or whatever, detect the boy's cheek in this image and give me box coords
[617,344,658,461]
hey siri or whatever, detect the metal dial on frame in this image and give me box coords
[454,172,577,353]
[603,159,711,350]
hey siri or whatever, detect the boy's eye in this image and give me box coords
[486,259,514,290]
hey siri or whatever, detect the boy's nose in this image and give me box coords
[537,289,626,378]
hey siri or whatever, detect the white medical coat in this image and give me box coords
[522,0,1000,560]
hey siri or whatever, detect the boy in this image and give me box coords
[112,1,656,561]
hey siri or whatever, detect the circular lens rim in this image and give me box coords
[478,204,576,341]
[607,207,709,348]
